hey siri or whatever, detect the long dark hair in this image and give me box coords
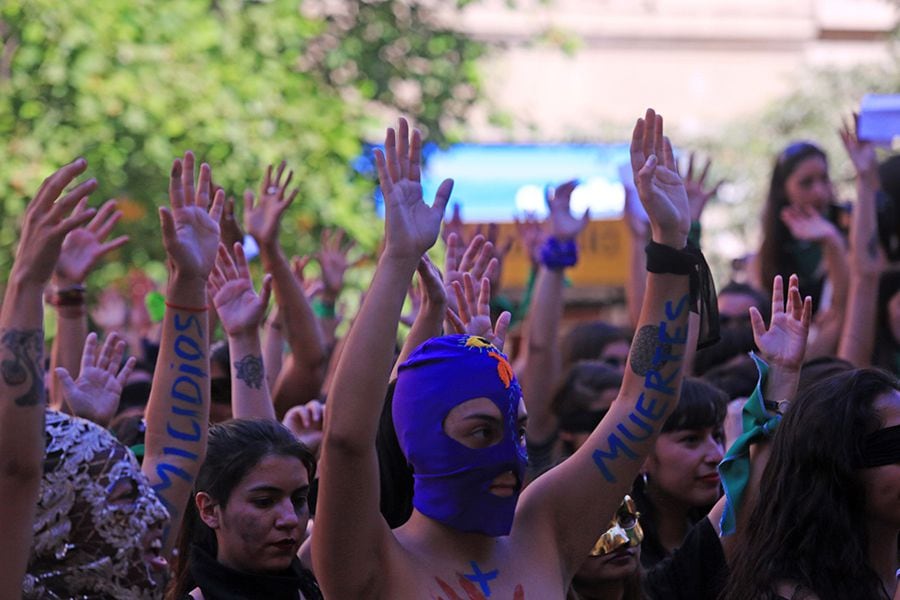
[758,142,831,301]
[168,418,316,599]
[635,377,728,568]
[721,368,899,600]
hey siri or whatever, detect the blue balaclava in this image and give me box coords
[392,335,528,537]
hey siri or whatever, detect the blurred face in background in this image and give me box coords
[784,155,832,214]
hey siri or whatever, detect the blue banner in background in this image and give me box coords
[359,142,635,223]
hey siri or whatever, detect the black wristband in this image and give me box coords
[644,241,694,275]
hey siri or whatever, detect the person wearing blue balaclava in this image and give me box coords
[313,111,697,600]
[393,334,528,537]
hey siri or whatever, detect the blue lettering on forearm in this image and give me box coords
[591,294,689,481]
[174,334,202,361]
[167,419,202,442]
[172,375,203,405]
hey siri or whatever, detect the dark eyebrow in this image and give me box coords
[247,485,284,493]
[518,415,529,425]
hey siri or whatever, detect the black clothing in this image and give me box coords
[186,544,322,600]
[644,518,728,600]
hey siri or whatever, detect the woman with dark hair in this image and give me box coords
[753,142,850,361]
[755,143,846,305]
[634,377,728,568]
[169,418,321,600]
[722,368,899,600]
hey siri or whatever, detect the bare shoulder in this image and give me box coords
[188,588,205,600]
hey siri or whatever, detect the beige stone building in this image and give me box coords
[453,0,897,140]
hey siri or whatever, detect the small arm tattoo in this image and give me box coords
[234,354,264,390]
[1,329,45,407]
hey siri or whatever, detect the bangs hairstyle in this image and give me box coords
[551,361,623,418]
[661,377,728,433]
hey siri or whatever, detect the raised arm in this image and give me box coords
[314,118,452,598]
[837,117,884,366]
[48,199,128,410]
[244,164,327,415]
[517,180,588,444]
[779,204,848,359]
[716,273,810,558]
[143,152,223,556]
[392,255,448,379]
[0,159,96,599]
[517,109,693,580]
[209,242,275,419]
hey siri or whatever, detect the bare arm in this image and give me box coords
[392,256,447,379]
[244,165,328,416]
[0,159,96,599]
[210,242,275,419]
[313,119,452,598]
[143,153,223,557]
[517,109,694,580]
[779,205,848,359]
[838,118,884,366]
[518,180,588,444]
[718,273,810,561]
[48,200,128,410]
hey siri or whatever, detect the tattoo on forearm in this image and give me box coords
[234,354,264,389]
[593,295,689,481]
[1,329,45,407]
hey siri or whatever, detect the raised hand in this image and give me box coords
[446,272,512,351]
[375,117,453,260]
[219,194,245,252]
[513,212,546,266]
[630,108,691,248]
[15,158,98,286]
[839,115,879,183]
[54,332,136,427]
[780,205,840,242]
[243,161,298,251]
[210,242,273,337]
[547,179,590,240]
[317,228,356,303]
[283,399,325,456]
[54,199,129,286]
[160,151,225,280]
[679,152,723,222]
[750,274,812,372]
[443,232,498,317]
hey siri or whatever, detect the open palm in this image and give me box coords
[630,109,690,247]
[210,243,272,336]
[161,152,224,280]
[55,332,135,427]
[750,274,811,371]
[376,118,452,260]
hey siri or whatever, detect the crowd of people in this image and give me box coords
[0,107,897,600]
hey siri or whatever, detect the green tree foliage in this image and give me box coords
[0,0,486,285]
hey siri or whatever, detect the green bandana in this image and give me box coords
[717,353,781,536]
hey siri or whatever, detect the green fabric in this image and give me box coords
[717,353,781,536]
[311,298,336,319]
[145,291,165,323]
[688,220,702,247]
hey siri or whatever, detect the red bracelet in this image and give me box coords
[164,300,208,312]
